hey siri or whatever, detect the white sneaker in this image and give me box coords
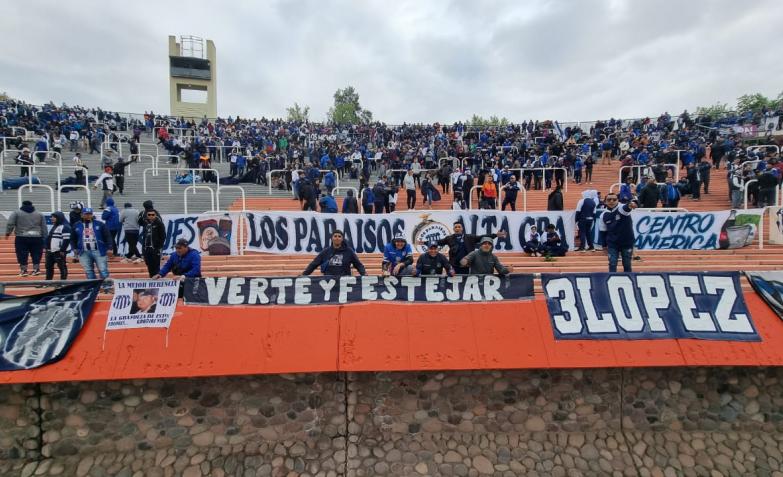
[133,258,144,264]
[121,258,130,263]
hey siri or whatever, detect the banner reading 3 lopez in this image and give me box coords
[542,272,759,341]
[184,274,535,305]
[243,210,576,254]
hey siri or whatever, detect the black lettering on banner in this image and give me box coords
[293,218,307,252]
[306,218,322,253]
[275,217,289,250]
[376,220,392,251]
[363,221,376,253]
[184,275,535,306]
[542,272,759,341]
[353,219,364,253]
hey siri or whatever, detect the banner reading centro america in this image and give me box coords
[0,281,102,371]
[542,272,759,341]
[243,210,576,254]
[632,209,763,250]
[184,274,535,305]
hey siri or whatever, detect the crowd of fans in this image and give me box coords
[1,97,782,280]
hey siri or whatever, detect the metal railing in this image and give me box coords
[746,144,780,156]
[126,153,156,176]
[183,185,216,214]
[468,185,500,211]
[618,164,679,184]
[18,184,55,211]
[30,150,62,168]
[508,167,569,192]
[0,164,87,192]
[216,185,246,211]
[267,169,300,196]
[743,179,758,209]
[57,184,91,210]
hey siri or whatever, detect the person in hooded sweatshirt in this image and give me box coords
[120,202,142,263]
[303,230,367,277]
[382,234,414,277]
[101,197,121,257]
[70,207,112,284]
[460,236,512,275]
[341,189,359,213]
[5,200,47,276]
[575,190,598,251]
[45,211,71,280]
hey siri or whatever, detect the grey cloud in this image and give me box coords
[0,0,781,123]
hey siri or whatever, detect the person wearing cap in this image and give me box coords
[303,230,367,277]
[459,237,512,276]
[500,175,521,211]
[120,202,142,263]
[413,241,454,277]
[153,239,202,279]
[598,192,638,273]
[382,234,414,277]
[429,222,507,275]
[16,148,33,177]
[70,207,112,282]
[94,165,116,208]
[130,289,158,314]
[141,209,166,278]
[5,200,47,276]
[541,223,567,258]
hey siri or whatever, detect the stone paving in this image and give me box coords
[1,368,783,476]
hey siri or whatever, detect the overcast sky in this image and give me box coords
[1,0,781,123]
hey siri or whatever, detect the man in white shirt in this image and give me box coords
[94,166,115,208]
[403,170,416,210]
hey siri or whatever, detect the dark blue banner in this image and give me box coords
[747,271,783,319]
[184,274,535,305]
[542,272,759,341]
[0,281,102,371]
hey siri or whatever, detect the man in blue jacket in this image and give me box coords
[382,234,413,277]
[598,193,638,272]
[102,197,121,257]
[153,239,202,279]
[70,207,112,283]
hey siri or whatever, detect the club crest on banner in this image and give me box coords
[411,214,451,253]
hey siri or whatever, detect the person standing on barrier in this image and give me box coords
[599,193,637,273]
[44,211,70,280]
[5,200,47,276]
[302,230,367,277]
[141,209,166,278]
[460,237,512,276]
[70,208,111,287]
[121,202,142,263]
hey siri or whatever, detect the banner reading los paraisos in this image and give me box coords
[632,209,763,250]
[243,210,576,254]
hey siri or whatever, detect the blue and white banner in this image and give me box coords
[746,271,783,320]
[184,274,535,305]
[632,209,762,250]
[0,281,102,371]
[542,272,759,341]
[243,210,576,254]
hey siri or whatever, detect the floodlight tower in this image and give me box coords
[168,35,217,119]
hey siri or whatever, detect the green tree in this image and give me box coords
[286,102,310,122]
[695,102,730,119]
[736,93,777,114]
[467,114,510,127]
[328,86,373,124]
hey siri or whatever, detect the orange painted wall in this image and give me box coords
[1,292,782,384]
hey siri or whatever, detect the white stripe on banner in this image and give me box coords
[242,210,577,254]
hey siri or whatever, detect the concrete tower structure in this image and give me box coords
[168,35,217,119]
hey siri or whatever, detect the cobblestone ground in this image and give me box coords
[1,368,782,476]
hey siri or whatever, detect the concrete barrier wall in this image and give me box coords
[2,367,783,476]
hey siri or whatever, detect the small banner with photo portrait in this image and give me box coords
[107,279,180,330]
